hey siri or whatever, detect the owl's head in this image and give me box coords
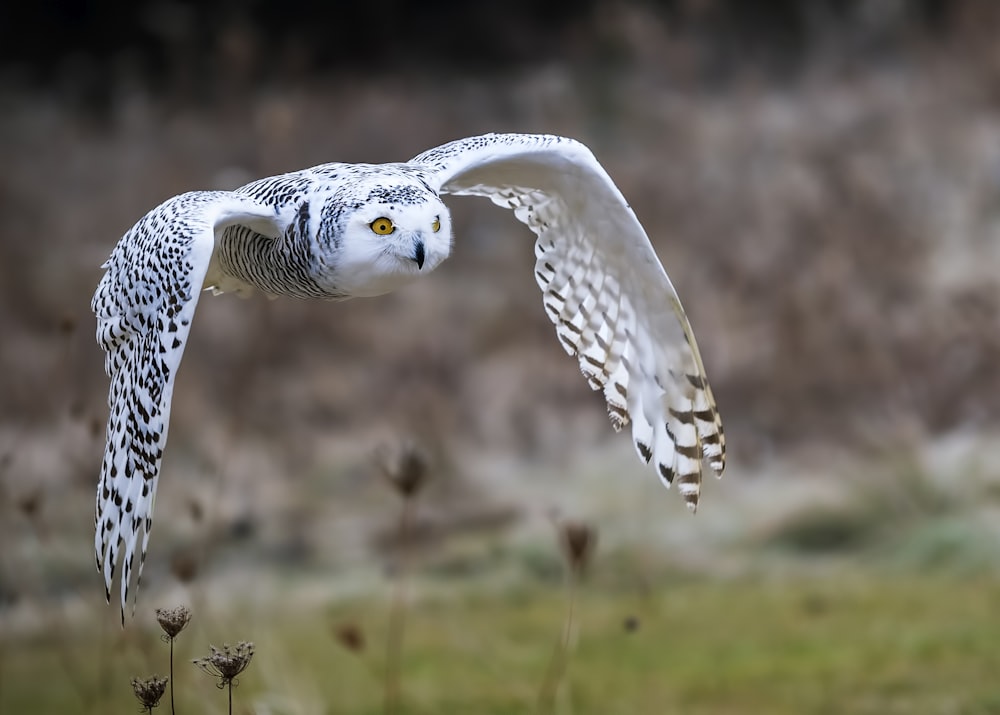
[321,172,453,297]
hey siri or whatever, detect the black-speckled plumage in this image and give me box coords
[93,133,725,623]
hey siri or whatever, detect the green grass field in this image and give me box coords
[5,571,1000,714]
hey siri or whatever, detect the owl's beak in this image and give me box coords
[411,239,425,269]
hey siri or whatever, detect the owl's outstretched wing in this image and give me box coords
[413,133,725,505]
[92,190,284,622]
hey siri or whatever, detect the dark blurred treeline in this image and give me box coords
[1,0,956,100]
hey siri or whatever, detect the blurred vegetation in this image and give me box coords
[3,1,1000,712]
[6,575,1000,714]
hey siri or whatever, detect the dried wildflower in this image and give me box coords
[559,520,597,576]
[333,622,365,654]
[131,675,168,712]
[187,496,204,523]
[88,416,104,440]
[16,490,42,520]
[376,440,429,499]
[155,607,190,715]
[57,316,76,335]
[156,606,192,640]
[170,551,198,584]
[539,518,598,709]
[193,641,255,688]
[68,400,86,419]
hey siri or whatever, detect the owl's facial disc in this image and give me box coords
[329,190,452,297]
[367,212,446,270]
[362,196,451,273]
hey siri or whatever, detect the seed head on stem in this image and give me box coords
[130,675,168,712]
[170,551,199,585]
[155,606,190,715]
[559,520,597,577]
[155,606,192,641]
[538,515,598,709]
[333,622,366,654]
[192,641,255,688]
[375,440,430,500]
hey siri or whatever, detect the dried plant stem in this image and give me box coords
[537,570,580,712]
[384,496,414,715]
[155,607,190,715]
[21,511,96,710]
[169,638,176,715]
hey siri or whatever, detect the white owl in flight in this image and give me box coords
[92,133,725,621]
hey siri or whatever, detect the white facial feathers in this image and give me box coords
[313,177,453,298]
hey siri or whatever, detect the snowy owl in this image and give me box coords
[93,133,725,621]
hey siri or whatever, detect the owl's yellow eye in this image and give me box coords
[431,217,441,233]
[370,217,395,235]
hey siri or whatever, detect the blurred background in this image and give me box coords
[3,1,1000,713]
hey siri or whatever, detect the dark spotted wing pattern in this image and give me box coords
[92,191,283,622]
[413,134,725,505]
